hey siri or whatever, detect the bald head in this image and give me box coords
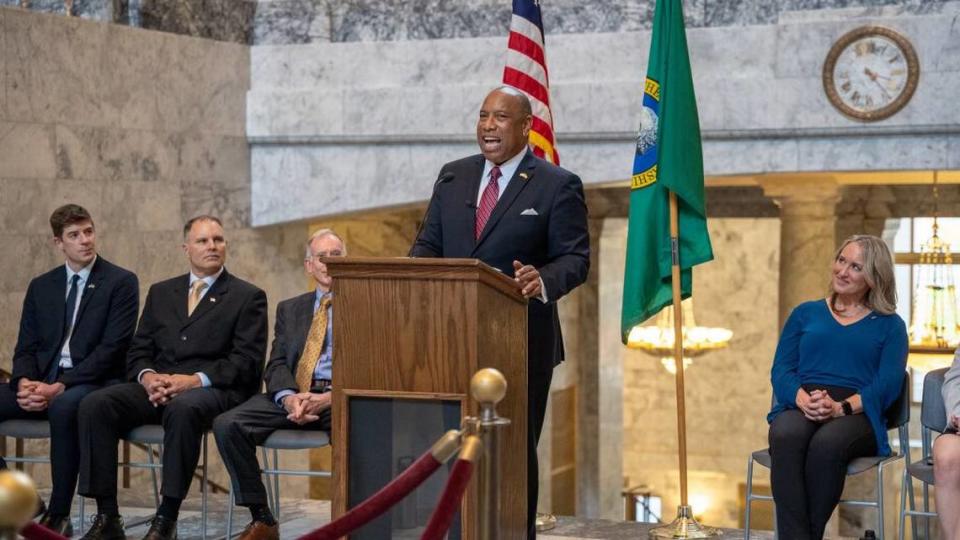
[476,87,534,164]
[490,86,533,116]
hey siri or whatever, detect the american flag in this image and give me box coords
[502,0,560,165]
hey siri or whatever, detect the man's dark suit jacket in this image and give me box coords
[125,269,268,402]
[410,151,590,373]
[262,291,316,395]
[11,257,139,388]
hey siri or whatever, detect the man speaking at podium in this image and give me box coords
[410,85,590,537]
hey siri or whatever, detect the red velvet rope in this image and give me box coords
[298,451,442,540]
[420,458,475,540]
[21,522,68,540]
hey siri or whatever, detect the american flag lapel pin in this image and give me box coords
[87,284,96,289]
[209,297,216,303]
[519,172,530,180]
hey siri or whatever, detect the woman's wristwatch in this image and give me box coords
[841,400,853,416]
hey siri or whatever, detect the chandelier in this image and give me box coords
[909,174,959,349]
[626,298,733,373]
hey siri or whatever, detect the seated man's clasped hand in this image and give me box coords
[281,392,331,425]
[141,372,203,407]
[14,379,65,412]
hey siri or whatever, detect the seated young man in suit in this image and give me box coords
[77,215,268,540]
[213,228,345,540]
[1,204,139,536]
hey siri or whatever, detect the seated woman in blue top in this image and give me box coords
[767,234,907,540]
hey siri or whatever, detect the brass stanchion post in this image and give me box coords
[0,470,40,540]
[470,368,511,540]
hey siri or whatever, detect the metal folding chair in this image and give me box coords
[121,425,211,539]
[224,429,331,538]
[744,372,911,539]
[899,367,949,540]
[0,419,88,533]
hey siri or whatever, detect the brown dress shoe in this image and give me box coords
[237,520,279,540]
[141,515,177,540]
[79,514,125,540]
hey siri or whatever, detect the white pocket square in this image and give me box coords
[520,208,539,216]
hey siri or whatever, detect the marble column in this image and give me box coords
[835,185,896,243]
[759,176,840,328]
[575,219,604,518]
[539,216,622,520]
[594,218,627,520]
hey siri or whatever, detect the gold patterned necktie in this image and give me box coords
[188,280,208,316]
[295,295,332,392]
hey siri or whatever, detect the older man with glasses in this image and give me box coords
[212,228,346,540]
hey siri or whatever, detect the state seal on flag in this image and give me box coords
[631,77,661,190]
[635,107,658,156]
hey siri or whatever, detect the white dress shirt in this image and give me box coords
[477,149,549,303]
[59,257,96,369]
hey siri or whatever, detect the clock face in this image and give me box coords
[823,26,919,122]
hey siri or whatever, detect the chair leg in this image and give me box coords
[272,449,281,522]
[877,465,885,540]
[922,483,930,540]
[745,456,754,538]
[226,484,234,539]
[79,496,86,535]
[146,443,160,509]
[202,434,208,540]
[899,468,907,540]
[907,471,919,540]
[260,447,274,514]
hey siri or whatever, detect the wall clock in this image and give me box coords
[822,26,919,122]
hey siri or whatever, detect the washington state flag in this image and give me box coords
[620,0,714,343]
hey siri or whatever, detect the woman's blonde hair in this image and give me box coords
[829,234,898,315]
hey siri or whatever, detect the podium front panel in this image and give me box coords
[328,258,529,538]
[346,395,463,539]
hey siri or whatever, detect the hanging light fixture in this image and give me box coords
[626,298,733,373]
[909,172,960,351]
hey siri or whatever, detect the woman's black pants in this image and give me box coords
[768,409,878,540]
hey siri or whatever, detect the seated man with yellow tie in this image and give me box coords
[77,215,268,540]
[213,228,345,540]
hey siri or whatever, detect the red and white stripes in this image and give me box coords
[502,1,560,165]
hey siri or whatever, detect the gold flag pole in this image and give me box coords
[649,192,720,538]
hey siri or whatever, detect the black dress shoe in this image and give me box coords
[39,512,74,537]
[80,514,125,540]
[142,515,177,540]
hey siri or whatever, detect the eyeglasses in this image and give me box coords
[307,250,344,261]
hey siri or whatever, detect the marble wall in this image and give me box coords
[3,0,952,44]
[0,0,258,42]
[248,5,960,226]
[136,0,256,43]
[0,0,113,19]
[253,0,953,45]
[0,6,309,496]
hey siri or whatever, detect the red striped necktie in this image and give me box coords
[474,166,502,239]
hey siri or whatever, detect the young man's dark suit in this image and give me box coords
[214,290,330,507]
[410,150,590,535]
[78,269,267,502]
[1,257,138,515]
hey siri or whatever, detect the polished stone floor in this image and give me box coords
[42,489,776,539]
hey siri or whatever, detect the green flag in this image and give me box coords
[620,0,714,343]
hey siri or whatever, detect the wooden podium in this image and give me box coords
[326,257,528,539]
